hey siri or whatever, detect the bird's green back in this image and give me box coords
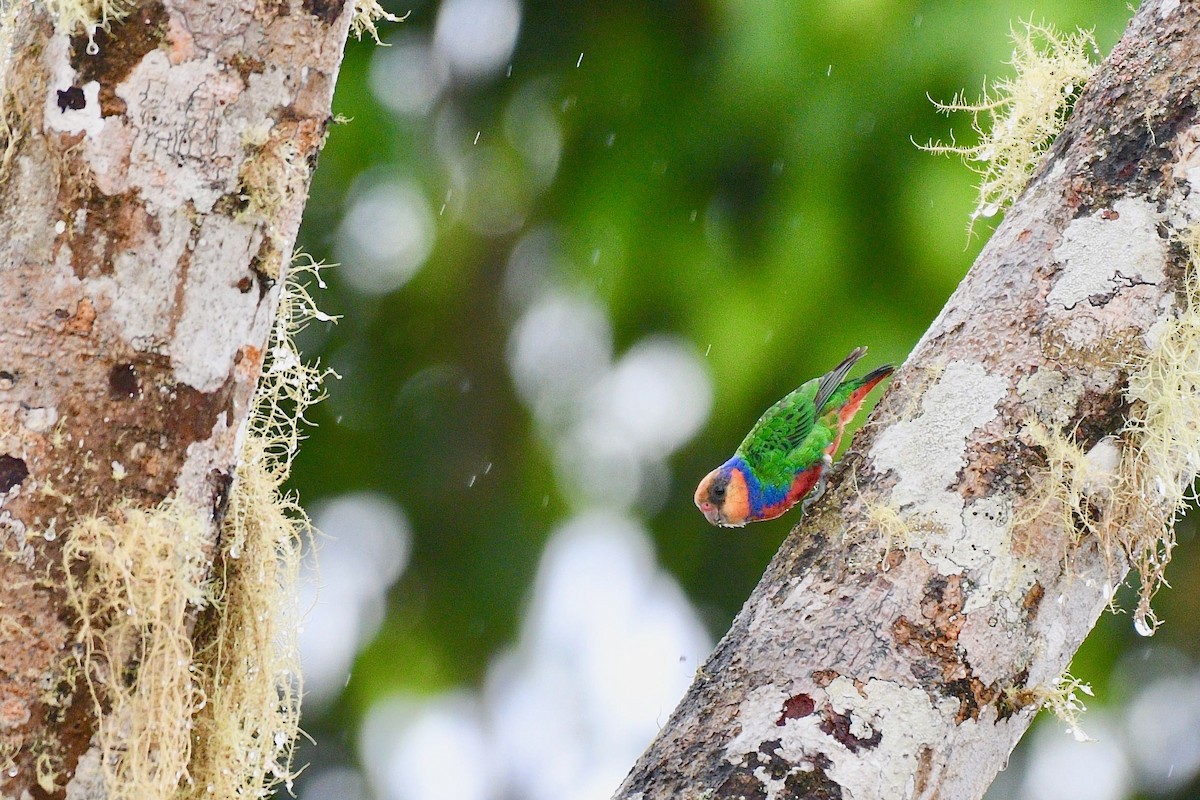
[734,379,835,489]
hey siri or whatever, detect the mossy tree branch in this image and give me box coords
[0,0,350,795]
[617,3,1200,798]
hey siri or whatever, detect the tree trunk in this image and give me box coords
[617,2,1200,798]
[0,0,349,795]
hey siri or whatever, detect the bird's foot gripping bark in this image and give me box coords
[801,453,835,515]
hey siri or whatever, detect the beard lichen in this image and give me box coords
[62,257,332,798]
[1017,421,1119,546]
[39,0,130,38]
[62,500,212,799]
[1006,669,1095,742]
[183,255,332,799]
[350,0,407,43]
[1111,228,1200,635]
[920,19,1097,232]
[1020,227,1200,638]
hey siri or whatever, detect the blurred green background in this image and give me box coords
[286,3,1200,799]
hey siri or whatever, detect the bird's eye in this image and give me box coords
[711,484,726,501]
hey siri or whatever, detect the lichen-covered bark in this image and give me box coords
[616,3,1200,799]
[0,0,349,794]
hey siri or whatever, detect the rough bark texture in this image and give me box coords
[0,0,349,795]
[617,3,1200,799]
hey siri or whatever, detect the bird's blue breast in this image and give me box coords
[725,455,790,514]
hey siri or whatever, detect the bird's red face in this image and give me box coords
[694,466,750,527]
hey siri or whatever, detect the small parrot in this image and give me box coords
[694,347,893,527]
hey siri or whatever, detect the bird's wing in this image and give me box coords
[735,380,819,484]
[813,346,867,414]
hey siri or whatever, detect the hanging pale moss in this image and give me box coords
[62,500,211,800]
[350,0,406,43]
[1113,227,1200,635]
[1019,226,1200,636]
[921,20,1097,231]
[1017,420,1119,544]
[1005,670,1095,742]
[61,258,333,799]
[185,256,333,799]
[39,0,130,36]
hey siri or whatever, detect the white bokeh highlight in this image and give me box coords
[370,36,450,118]
[1124,672,1200,793]
[301,492,411,708]
[300,766,371,800]
[361,692,494,800]
[504,81,563,189]
[487,511,710,800]
[589,337,713,456]
[336,178,435,296]
[1021,713,1130,800]
[433,0,522,81]
[508,289,614,427]
[358,512,710,800]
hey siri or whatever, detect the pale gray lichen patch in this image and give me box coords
[116,51,245,213]
[168,216,273,392]
[63,744,105,800]
[1048,198,1166,310]
[41,34,102,135]
[78,50,292,214]
[958,608,1033,686]
[870,363,1038,610]
[1017,368,1084,429]
[726,678,958,800]
[44,81,102,139]
[869,362,1008,563]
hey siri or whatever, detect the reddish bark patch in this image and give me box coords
[715,769,768,800]
[15,354,237,531]
[942,676,997,725]
[229,53,266,85]
[69,187,154,280]
[958,438,1020,501]
[69,0,169,117]
[1021,582,1045,619]
[892,574,998,722]
[920,574,965,637]
[818,708,881,753]
[62,297,97,336]
[776,693,815,725]
[782,766,843,800]
[913,746,936,795]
